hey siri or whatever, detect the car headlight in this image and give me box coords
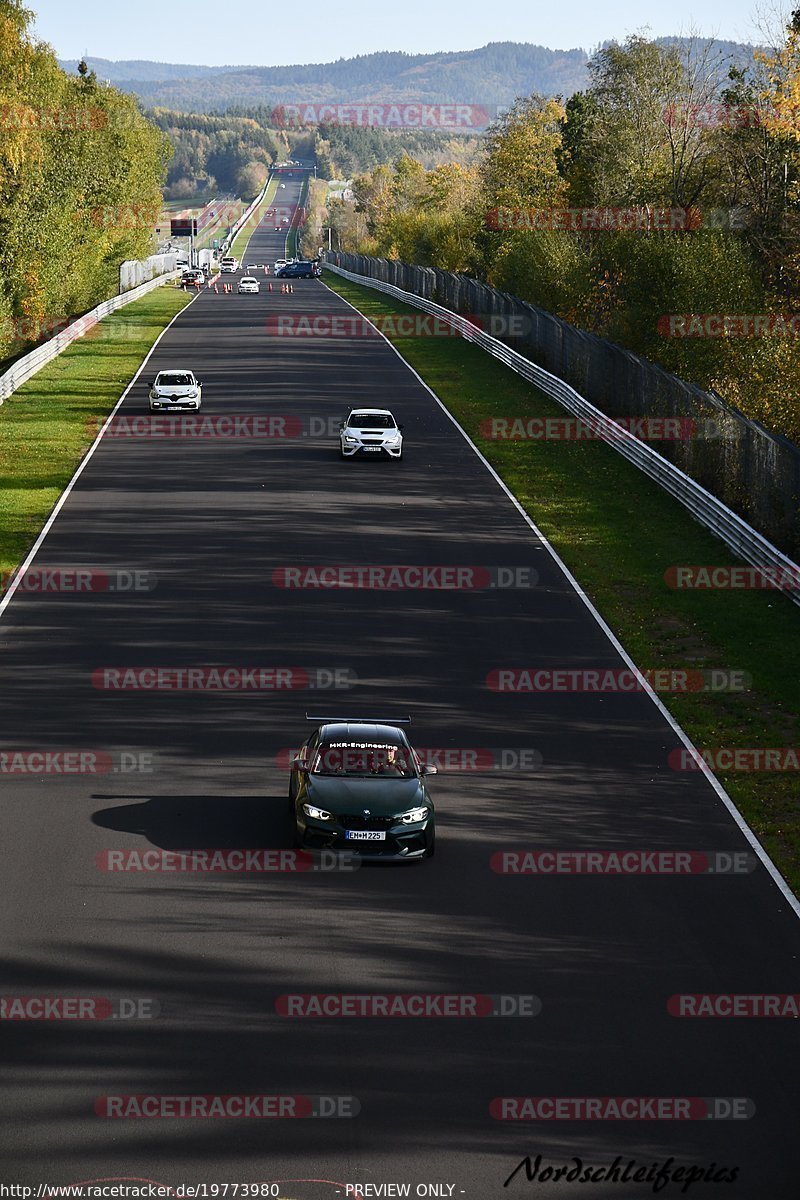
[385,432,401,442]
[343,434,359,444]
[302,803,333,821]
[399,806,429,824]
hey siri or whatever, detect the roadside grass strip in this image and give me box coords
[0,284,192,582]
[323,273,800,898]
[229,176,281,262]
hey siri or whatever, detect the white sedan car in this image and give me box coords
[238,276,260,293]
[274,258,288,272]
[148,369,202,412]
[339,409,403,459]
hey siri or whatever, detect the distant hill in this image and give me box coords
[59,39,765,115]
[59,44,593,112]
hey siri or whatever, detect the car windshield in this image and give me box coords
[311,742,415,777]
[157,373,194,386]
[348,413,395,429]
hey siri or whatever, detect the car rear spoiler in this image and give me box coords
[305,713,411,724]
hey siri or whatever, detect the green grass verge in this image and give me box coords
[0,282,192,581]
[323,271,800,897]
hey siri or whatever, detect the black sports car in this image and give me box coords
[287,720,436,860]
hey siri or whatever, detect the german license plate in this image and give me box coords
[345,830,386,841]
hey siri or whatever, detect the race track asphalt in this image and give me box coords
[0,172,797,1198]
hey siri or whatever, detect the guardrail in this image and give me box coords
[220,173,275,256]
[0,269,180,406]
[323,260,800,608]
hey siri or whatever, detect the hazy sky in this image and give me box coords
[31,0,776,67]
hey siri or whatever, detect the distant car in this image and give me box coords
[276,261,321,279]
[148,369,202,412]
[339,408,403,459]
[219,257,239,273]
[180,268,205,286]
[280,183,286,188]
[238,276,260,294]
[247,263,260,271]
[274,258,288,271]
[288,719,436,860]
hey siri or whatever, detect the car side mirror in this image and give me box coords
[292,756,308,771]
[420,763,437,776]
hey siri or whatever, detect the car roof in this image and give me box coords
[157,369,195,378]
[317,722,408,746]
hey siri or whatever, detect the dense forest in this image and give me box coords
[311,25,800,443]
[146,110,288,197]
[0,0,169,357]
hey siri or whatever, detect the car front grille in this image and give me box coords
[340,813,394,830]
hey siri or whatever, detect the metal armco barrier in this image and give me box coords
[0,269,180,406]
[221,173,275,255]
[323,260,800,609]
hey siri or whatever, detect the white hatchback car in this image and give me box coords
[339,409,403,459]
[238,276,260,293]
[274,258,288,271]
[148,369,202,412]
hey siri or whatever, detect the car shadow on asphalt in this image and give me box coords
[91,793,289,850]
